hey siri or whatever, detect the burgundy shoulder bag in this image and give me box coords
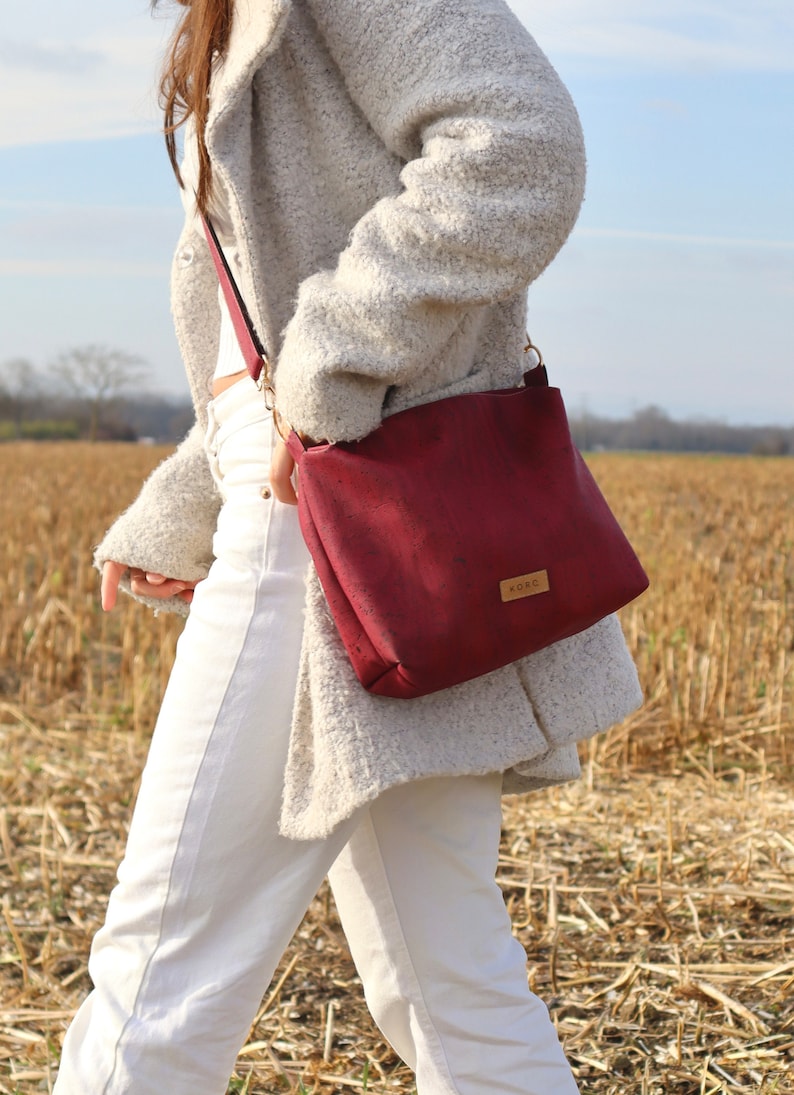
[202,216,648,700]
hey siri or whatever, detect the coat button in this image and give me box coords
[177,246,195,268]
[260,486,272,500]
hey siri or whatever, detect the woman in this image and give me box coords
[54,1,642,1092]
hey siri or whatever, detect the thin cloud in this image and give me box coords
[0,39,103,76]
[578,227,794,249]
[0,200,181,284]
[0,27,167,147]
[510,0,794,72]
[0,258,168,277]
[0,197,174,215]
[1,201,180,256]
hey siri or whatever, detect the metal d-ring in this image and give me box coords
[523,333,545,367]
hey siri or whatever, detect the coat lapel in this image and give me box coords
[204,0,293,353]
[207,0,292,143]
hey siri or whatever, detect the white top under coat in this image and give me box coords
[181,119,249,384]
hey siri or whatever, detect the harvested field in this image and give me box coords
[1,445,792,1093]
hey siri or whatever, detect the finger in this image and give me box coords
[145,572,168,585]
[270,439,298,505]
[101,560,127,612]
[130,575,197,601]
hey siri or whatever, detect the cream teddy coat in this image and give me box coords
[95,0,643,839]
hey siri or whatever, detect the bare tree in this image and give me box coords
[55,345,149,441]
[0,358,46,436]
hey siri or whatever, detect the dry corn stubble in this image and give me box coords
[0,444,792,1094]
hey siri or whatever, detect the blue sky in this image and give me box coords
[1,0,792,423]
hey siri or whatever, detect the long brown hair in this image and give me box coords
[153,0,234,213]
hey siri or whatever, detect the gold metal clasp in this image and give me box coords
[255,354,276,411]
[523,333,545,368]
[261,382,276,412]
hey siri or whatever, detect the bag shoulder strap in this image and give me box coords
[200,214,271,394]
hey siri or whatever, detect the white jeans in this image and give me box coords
[54,380,579,1095]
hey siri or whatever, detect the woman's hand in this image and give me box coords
[271,428,325,506]
[269,438,299,505]
[101,560,200,612]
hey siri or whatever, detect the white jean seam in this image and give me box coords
[359,811,461,1095]
[261,418,279,573]
[98,572,262,1095]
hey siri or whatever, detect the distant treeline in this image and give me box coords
[570,405,792,455]
[0,348,193,443]
[5,398,794,453]
[0,392,193,444]
[2,350,792,452]
[7,400,790,453]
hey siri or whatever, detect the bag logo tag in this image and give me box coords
[500,570,550,603]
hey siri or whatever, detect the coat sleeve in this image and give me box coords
[274,0,586,442]
[93,421,221,616]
